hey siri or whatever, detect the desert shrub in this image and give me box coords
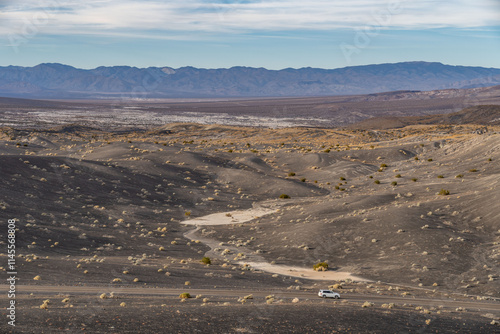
[279,194,290,199]
[437,175,444,178]
[179,293,191,299]
[414,157,419,160]
[391,181,398,186]
[377,168,384,172]
[201,257,211,265]
[335,185,340,189]
[395,174,401,178]
[313,262,329,271]
[300,178,306,182]
[288,172,296,176]
[439,189,450,196]
[427,158,433,162]
[369,175,373,179]
[339,188,346,191]
[374,180,380,184]
[185,211,191,217]
[469,169,477,172]
[324,149,331,153]
[411,178,418,182]
[455,174,463,178]
[380,164,388,168]
[488,158,492,161]
[339,177,346,181]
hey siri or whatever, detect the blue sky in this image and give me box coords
[0,0,499,69]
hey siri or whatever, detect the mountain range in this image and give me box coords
[1,61,500,99]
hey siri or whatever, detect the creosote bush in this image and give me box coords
[279,194,290,199]
[380,164,388,168]
[179,293,191,299]
[439,189,450,196]
[391,181,398,186]
[201,257,211,265]
[374,180,380,184]
[300,178,306,182]
[411,178,418,182]
[313,262,329,271]
[287,172,296,176]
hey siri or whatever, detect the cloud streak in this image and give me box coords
[1,0,499,39]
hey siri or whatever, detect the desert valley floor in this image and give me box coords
[0,119,499,333]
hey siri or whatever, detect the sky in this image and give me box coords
[0,0,499,70]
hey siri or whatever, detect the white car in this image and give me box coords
[318,289,340,299]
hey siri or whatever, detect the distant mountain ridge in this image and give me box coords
[1,61,500,99]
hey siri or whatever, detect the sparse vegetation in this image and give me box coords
[179,293,191,299]
[313,262,328,271]
[1,112,498,332]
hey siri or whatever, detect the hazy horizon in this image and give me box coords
[2,60,500,71]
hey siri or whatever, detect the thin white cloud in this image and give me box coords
[0,0,498,38]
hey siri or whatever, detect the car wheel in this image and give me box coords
[322,295,326,298]
[335,296,340,299]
